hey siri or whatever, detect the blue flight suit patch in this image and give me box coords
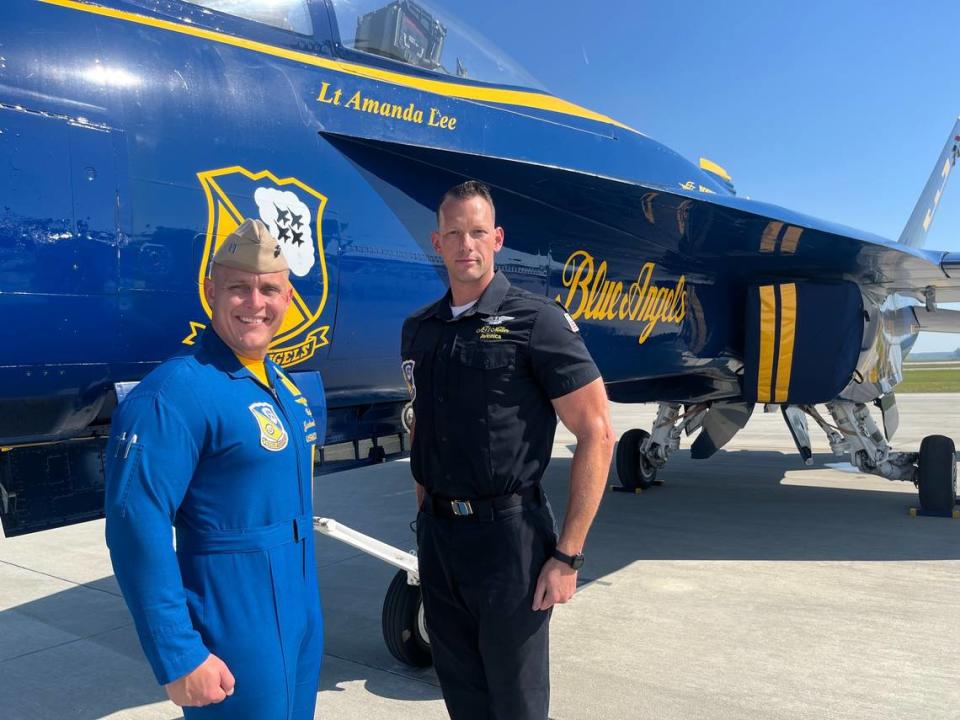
[105,330,324,719]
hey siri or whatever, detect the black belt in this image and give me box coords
[421,485,543,521]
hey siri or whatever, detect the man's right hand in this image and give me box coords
[164,653,235,707]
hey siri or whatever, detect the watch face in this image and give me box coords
[553,548,585,569]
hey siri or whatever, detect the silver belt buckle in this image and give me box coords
[451,500,474,516]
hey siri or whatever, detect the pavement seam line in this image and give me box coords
[323,651,441,688]
[0,621,134,664]
[0,559,123,597]
[315,546,410,570]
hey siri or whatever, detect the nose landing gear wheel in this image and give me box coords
[917,435,957,516]
[616,428,658,491]
[382,569,432,667]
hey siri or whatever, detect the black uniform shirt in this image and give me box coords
[401,271,601,499]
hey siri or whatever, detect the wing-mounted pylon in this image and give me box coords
[688,401,754,459]
[911,307,960,333]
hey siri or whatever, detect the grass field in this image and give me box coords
[898,362,960,393]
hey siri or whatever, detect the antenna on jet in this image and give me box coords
[898,116,960,249]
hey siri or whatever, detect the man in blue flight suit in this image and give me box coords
[105,219,324,719]
[401,182,615,719]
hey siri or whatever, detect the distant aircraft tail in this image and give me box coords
[898,116,960,248]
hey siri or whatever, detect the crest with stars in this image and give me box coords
[187,166,331,368]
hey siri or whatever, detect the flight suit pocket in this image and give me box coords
[451,341,518,412]
[456,342,517,371]
[455,342,518,401]
[454,342,517,483]
[108,443,143,519]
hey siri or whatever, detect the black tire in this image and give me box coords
[382,569,432,667]
[917,435,957,516]
[616,428,658,490]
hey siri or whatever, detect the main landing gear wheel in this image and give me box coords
[382,569,432,667]
[917,435,957,516]
[616,428,658,491]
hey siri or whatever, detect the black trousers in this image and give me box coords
[417,495,558,720]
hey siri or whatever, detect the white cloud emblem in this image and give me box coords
[254,187,315,277]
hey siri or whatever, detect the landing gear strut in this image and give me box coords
[803,400,959,516]
[615,403,708,491]
[313,518,433,667]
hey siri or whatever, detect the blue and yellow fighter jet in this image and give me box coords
[1,0,958,543]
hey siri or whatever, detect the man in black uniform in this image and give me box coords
[401,181,614,720]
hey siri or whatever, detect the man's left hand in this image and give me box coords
[532,557,577,611]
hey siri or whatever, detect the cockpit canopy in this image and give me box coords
[183,0,543,89]
[329,0,544,89]
[186,0,316,35]
[352,0,446,71]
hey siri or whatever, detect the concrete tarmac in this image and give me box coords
[1,396,958,719]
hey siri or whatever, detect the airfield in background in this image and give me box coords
[1,396,958,720]
[900,351,960,392]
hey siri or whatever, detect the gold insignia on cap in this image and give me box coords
[212,218,289,274]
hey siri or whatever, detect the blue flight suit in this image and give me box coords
[105,329,324,720]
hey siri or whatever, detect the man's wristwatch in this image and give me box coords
[552,548,585,570]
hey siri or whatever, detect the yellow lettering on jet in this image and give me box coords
[342,89,427,124]
[556,250,686,344]
[325,87,458,129]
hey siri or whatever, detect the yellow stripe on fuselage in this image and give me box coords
[39,0,632,131]
[774,284,796,402]
[760,221,782,253]
[780,226,803,255]
[757,285,777,402]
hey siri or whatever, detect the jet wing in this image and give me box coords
[322,131,960,304]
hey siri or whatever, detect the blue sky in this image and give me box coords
[469,1,960,352]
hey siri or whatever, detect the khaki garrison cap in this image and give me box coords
[212,219,289,273]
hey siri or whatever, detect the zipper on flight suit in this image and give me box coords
[269,381,305,517]
[268,376,309,578]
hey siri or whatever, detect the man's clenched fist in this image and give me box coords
[165,653,235,707]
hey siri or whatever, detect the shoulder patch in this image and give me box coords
[563,312,580,333]
[401,359,416,401]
